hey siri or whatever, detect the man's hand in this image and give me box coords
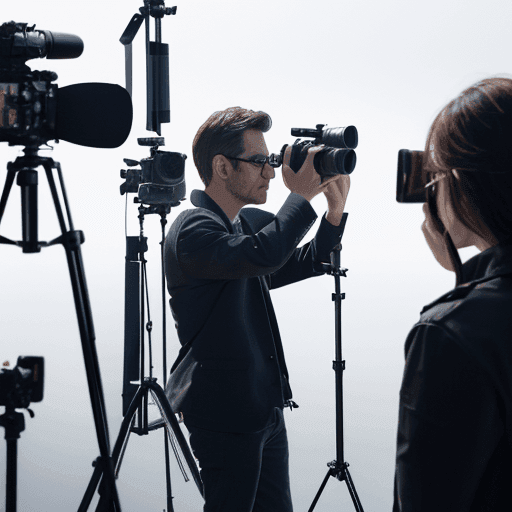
[323,174,350,226]
[282,145,340,202]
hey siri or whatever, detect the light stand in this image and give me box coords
[92,4,202,509]
[308,212,365,512]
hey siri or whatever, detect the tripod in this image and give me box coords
[87,196,203,512]
[0,146,121,511]
[308,212,364,512]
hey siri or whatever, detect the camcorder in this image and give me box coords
[0,21,132,149]
[0,356,44,409]
[271,124,358,182]
[396,149,428,203]
[120,137,186,206]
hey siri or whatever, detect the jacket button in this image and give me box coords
[269,355,275,360]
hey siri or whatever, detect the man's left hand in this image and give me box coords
[324,174,350,213]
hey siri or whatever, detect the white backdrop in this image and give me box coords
[1,1,511,510]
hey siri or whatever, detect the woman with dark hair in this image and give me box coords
[394,77,512,511]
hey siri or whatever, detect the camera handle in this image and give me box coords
[0,147,121,511]
[308,212,365,512]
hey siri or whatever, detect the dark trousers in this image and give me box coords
[184,407,293,512]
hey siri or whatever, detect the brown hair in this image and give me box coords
[423,77,512,246]
[192,107,272,187]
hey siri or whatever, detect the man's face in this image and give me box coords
[225,129,275,206]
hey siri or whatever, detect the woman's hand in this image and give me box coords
[421,202,455,272]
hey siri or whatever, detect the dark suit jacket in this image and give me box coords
[164,189,345,433]
[394,238,512,511]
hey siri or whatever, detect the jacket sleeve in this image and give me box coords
[393,323,503,512]
[266,212,345,290]
[176,193,317,280]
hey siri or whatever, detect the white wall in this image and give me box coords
[1,0,509,510]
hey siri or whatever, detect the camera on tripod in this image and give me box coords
[272,124,358,181]
[119,137,186,206]
[0,21,132,149]
[0,356,44,409]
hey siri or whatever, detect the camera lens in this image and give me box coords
[322,126,358,149]
[315,148,356,179]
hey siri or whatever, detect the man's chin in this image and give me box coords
[249,194,266,205]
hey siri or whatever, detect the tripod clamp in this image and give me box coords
[327,459,351,481]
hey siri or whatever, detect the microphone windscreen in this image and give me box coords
[56,83,133,148]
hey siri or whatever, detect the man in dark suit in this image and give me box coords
[164,106,350,511]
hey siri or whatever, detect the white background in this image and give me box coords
[1,0,510,510]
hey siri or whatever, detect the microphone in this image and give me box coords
[56,83,133,148]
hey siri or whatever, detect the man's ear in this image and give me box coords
[212,154,231,182]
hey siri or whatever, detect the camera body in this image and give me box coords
[396,149,427,203]
[120,138,186,206]
[0,21,83,147]
[276,124,358,182]
[0,356,44,409]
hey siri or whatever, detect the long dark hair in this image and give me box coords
[192,107,272,187]
[423,77,512,249]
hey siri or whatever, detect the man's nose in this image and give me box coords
[262,163,275,180]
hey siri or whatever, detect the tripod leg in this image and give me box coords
[78,460,104,512]
[147,381,204,498]
[164,432,175,512]
[308,468,332,512]
[111,387,145,472]
[43,162,121,511]
[94,387,146,512]
[343,467,365,512]
[0,168,16,225]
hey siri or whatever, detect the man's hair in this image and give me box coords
[192,107,272,187]
[423,77,512,245]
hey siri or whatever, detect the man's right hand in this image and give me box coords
[281,145,340,202]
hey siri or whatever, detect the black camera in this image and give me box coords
[120,137,186,206]
[273,124,358,182]
[0,21,132,149]
[396,149,428,203]
[0,356,44,409]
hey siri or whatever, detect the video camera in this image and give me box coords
[120,137,186,206]
[396,149,430,203]
[271,124,358,181]
[0,356,44,409]
[0,21,132,149]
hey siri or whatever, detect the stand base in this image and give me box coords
[82,378,203,512]
[308,460,364,512]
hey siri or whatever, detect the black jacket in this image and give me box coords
[164,189,345,433]
[394,239,512,511]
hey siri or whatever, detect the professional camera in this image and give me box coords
[396,149,431,203]
[120,137,186,206]
[273,124,358,182]
[0,21,132,149]
[0,356,44,409]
